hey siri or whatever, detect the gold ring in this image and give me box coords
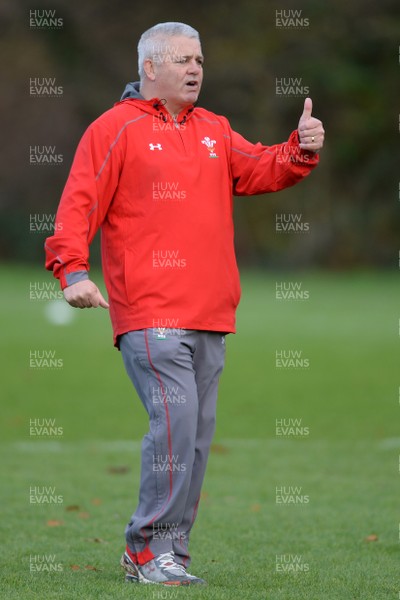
[311,136,315,142]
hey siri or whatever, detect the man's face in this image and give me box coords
[146,36,204,114]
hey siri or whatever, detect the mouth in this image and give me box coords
[186,80,199,89]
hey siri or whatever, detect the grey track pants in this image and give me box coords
[120,328,226,567]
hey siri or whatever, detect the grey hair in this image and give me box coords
[137,22,200,80]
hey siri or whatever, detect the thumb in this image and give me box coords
[96,290,109,309]
[301,97,313,120]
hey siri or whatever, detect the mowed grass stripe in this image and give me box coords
[0,265,398,598]
[0,438,397,599]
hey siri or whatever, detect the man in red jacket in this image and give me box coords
[45,21,324,586]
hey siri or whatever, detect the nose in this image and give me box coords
[187,59,201,75]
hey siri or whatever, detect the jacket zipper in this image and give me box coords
[172,115,187,155]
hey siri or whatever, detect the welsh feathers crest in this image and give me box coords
[201,136,218,158]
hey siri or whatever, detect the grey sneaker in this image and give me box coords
[183,567,207,583]
[139,551,205,585]
[120,551,140,583]
[121,549,206,586]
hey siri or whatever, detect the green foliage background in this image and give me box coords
[1,0,398,268]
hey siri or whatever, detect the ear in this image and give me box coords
[143,58,156,81]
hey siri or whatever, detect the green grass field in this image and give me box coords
[0,264,398,599]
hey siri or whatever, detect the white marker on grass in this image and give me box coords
[44,300,75,326]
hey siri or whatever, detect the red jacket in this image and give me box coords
[45,84,319,346]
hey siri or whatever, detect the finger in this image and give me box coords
[300,97,313,120]
[297,119,324,136]
[304,135,319,145]
[299,134,323,147]
[299,141,323,151]
[89,290,109,309]
[299,139,318,151]
[66,295,93,309]
[65,297,80,308]
[298,125,322,136]
[79,298,93,308]
[98,295,110,309]
[299,128,324,145]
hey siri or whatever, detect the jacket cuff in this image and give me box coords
[64,270,89,288]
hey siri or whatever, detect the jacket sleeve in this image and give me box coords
[44,114,125,289]
[228,126,319,196]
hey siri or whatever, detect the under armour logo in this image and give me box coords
[149,143,163,151]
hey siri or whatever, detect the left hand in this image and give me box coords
[297,97,325,152]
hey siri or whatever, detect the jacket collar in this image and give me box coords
[118,81,195,125]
